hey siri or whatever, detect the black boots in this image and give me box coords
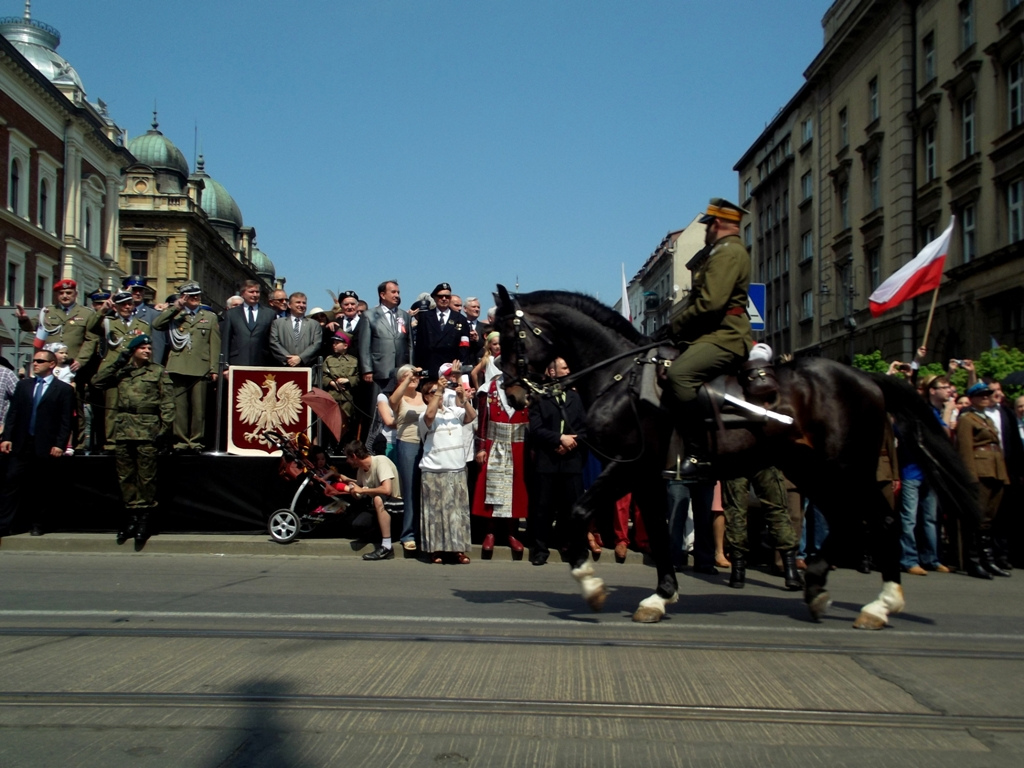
[134,513,151,546]
[781,548,804,591]
[116,516,137,546]
[981,534,1011,578]
[966,530,994,579]
[729,552,746,589]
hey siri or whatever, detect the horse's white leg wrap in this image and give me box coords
[853,581,905,630]
[572,562,607,612]
[632,591,679,623]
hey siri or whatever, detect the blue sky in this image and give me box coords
[41,0,827,309]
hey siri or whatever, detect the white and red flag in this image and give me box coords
[868,217,954,317]
[620,263,631,322]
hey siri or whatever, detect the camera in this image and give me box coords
[952,359,965,366]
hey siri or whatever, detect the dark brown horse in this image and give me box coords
[494,285,979,628]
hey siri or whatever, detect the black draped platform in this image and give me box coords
[8,454,301,534]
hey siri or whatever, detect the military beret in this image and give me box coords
[966,382,992,397]
[54,279,77,291]
[127,334,152,352]
[88,290,111,302]
[122,275,147,288]
[113,291,133,304]
[179,282,202,296]
[165,294,179,304]
[698,198,750,224]
[431,282,452,297]
[341,290,359,300]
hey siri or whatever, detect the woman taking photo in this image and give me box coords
[388,365,426,552]
[419,376,476,564]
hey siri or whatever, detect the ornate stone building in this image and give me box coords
[1,5,131,319]
[735,0,1024,362]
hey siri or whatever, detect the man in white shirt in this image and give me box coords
[341,441,402,561]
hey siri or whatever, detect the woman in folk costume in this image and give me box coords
[472,368,529,555]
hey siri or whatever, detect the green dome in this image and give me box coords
[127,115,189,178]
[191,155,243,229]
[251,247,275,281]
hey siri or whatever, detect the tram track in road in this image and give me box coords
[0,621,1022,662]
[1,689,1023,733]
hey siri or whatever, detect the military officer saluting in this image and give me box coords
[122,275,167,365]
[92,334,175,546]
[96,292,151,451]
[665,198,753,478]
[151,282,221,452]
[15,279,102,452]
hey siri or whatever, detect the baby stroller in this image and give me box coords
[264,430,352,543]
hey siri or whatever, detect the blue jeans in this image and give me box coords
[392,440,421,544]
[899,476,940,569]
[800,503,828,559]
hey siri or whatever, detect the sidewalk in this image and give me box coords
[0,532,652,563]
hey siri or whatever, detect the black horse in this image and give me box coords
[494,285,979,628]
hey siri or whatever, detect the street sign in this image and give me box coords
[747,283,766,331]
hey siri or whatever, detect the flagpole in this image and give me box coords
[919,284,940,352]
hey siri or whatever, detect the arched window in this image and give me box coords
[9,159,20,212]
[39,179,48,230]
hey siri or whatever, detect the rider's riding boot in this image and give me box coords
[966,531,994,580]
[669,401,712,481]
[981,534,1011,577]
[116,515,137,546]
[729,551,746,589]
[781,548,804,591]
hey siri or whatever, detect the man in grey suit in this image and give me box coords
[269,292,323,367]
[359,280,411,392]
[221,280,276,369]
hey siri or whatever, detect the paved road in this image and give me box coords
[0,549,1022,767]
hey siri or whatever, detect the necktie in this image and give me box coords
[247,306,256,330]
[345,319,352,333]
[388,310,396,333]
[293,317,301,341]
[439,311,447,325]
[30,378,45,436]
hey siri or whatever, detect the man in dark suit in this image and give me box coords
[221,280,276,369]
[527,357,588,566]
[414,282,471,375]
[0,349,75,540]
[359,280,412,394]
[269,292,323,367]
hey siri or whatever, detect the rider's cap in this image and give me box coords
[122,275,147,288]
[698,198,749,224]
[113,291,134,304]
[332,331,351,344]
[966,382,992,397]
[179,282,202,296]
[127,334,152,352]
[88,289,111,302]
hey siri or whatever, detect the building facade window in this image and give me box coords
[38,180,47,230]
[922,33,935,82]
[962,204,976,262]
[839,108,849,148]
[9,159,19,214]
[962,95,976,157]
[869,77,879,122]
[869,157,881,210]
[801,290,813,320]
[783,245,790,273]
[744,178,752,200]
[923,124,937,182]
[959,1,974,51]
[1009,179,1024,243]
[36,275,47,307]
[784,301,791,328]
[839,182,850,229]
[744,224,752,248]
[130,250,149,276]
[801,171,813,201]
[782,190,789,215]
[801,231,813,262]
[868,247,881,291]
[1009,59,1024,130]
[801,118,813,144]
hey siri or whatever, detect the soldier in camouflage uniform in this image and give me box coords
[92,334,175,545]
[16,279,102,451]
[152,282,221,452]
[666,198,754,479]
[95,292,151,451]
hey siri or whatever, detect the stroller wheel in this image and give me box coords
[268,509,300,543]
[299,520,315,534]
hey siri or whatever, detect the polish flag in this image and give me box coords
[869,217,954,317]
[32,308,49,349]
[620,263,631,322]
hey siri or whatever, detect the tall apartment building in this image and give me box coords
[736,0,1024,362]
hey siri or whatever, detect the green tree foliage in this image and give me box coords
[851,350,889,373]
[851,346,1024,398]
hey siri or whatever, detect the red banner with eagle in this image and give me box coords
[227,366,313,455]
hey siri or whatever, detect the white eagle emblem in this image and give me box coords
[235,373,304,444]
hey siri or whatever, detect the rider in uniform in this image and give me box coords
[666,198,753,478]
